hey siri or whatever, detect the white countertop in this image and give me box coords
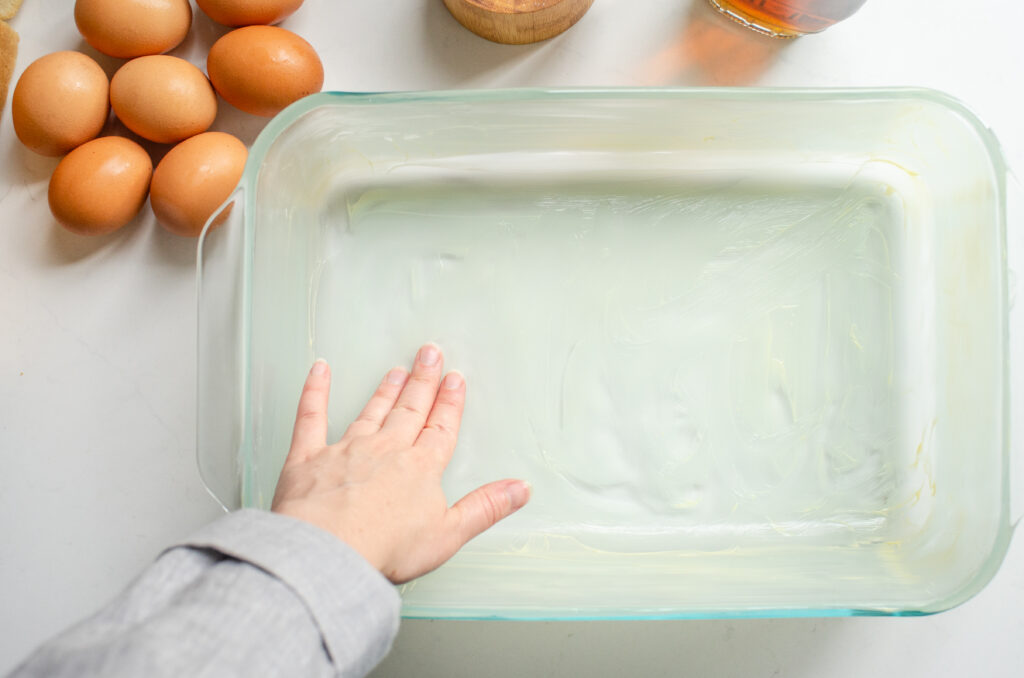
[2,1,1023,675]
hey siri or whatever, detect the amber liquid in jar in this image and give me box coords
[708,0,868,37]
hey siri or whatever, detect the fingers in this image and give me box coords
[380,343,444,443]
[443,479,531,555]
[341,367,409,440]
[287,359,331,463]
[415,371,466,460]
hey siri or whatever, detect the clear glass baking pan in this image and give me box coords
[197,88,1024,620]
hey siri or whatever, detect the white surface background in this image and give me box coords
[2,0,1023,675]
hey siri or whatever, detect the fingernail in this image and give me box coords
[418,344,440,367]
[505,480,531,511]
[311,359,328,376]
[386,367,408,386]
[443,371,464,390]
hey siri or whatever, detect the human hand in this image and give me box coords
[271,344,531,583]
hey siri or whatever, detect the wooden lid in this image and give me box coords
[443,0,595,44]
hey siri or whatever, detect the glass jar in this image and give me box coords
[707,0,868,37]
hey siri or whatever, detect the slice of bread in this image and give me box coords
[0,0,25,21]
[0,21,18,119]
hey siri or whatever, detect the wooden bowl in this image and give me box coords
[443,0,595,45]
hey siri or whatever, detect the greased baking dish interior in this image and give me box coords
[197,88,1022,619]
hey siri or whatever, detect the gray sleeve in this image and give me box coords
[8,509,402,678]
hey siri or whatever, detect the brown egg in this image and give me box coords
[12,51,109,157]
[110,56,217,144]
[207,26,323,117]
[75,0,192,59]
[48,136,153,236]
[196,0,304,26]
[150,132,248,237]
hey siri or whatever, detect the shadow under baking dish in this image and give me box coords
[198,88,1015,620]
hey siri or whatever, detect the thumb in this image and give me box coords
[445,479,531,552]
[287,359,331,464]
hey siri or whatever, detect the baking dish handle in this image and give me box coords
[1008,172,1024,527]
[195,188,248,512]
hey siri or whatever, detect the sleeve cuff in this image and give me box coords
[175,508,402,676]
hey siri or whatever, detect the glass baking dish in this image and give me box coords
[197,88,1023,620]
